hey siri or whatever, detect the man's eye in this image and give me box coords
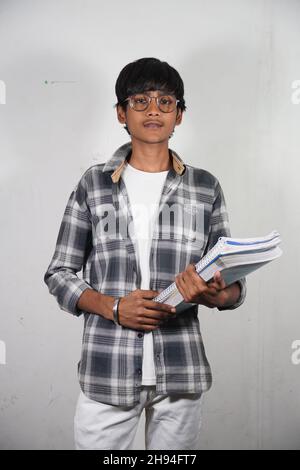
[134,96,147,104]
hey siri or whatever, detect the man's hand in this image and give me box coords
[175,263,240,309]
[118,289,177,331]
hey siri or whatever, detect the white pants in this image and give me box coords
[74,386,203,450]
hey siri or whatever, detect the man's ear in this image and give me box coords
[116,104,126,125]
[175,108,183,126]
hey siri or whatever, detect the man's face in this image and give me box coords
[117,90,182,144]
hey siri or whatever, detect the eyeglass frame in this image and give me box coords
[123,93,180,113]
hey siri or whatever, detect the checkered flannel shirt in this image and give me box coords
[44,141,246,406]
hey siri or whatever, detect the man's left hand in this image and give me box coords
[174,263,238,309]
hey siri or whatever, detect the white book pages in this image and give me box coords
[154,230,282,311]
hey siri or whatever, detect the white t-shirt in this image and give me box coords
[122,161,169,385]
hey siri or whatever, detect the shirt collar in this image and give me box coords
[102,141,186,183]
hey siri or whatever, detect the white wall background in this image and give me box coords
[0,0,299,450]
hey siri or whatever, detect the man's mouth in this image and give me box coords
[144,122,163,129]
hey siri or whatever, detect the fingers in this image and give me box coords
[142,307,176,322]
[144,299,176,313]
[135,289,160,299]
[120,290,178,332]
[174,265,227,305]
[134,298,177,326]
[175,264,207,302]
[208,271,226,291]
[140,316,163,326]
[136,311,170,331]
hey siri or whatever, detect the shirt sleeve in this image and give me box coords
[43,174,93,316]
[204,179,247,311]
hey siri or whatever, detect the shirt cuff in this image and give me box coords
[217,278,247,311]
[60,281,92,317]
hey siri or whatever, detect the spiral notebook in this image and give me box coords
[153,230,282,313]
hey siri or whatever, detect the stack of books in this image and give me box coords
[154,230,282,313]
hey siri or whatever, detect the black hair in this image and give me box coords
[114,57,187,136]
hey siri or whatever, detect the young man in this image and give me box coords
[44,57,246,450]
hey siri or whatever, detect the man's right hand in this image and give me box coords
[117,289,177,331]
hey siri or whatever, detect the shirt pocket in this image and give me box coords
[182,201,207,262]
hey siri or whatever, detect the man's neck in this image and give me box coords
[127,140,172,173]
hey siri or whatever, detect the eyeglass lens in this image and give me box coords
[130,94,177,112]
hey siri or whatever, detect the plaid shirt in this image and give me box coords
[44,141,246,406]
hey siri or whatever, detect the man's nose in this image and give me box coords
[146,97,161,114]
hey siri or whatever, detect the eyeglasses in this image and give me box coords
[124,93,180,113]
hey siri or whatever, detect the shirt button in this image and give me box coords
[137,368,142,375]
[137,333,143,338]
